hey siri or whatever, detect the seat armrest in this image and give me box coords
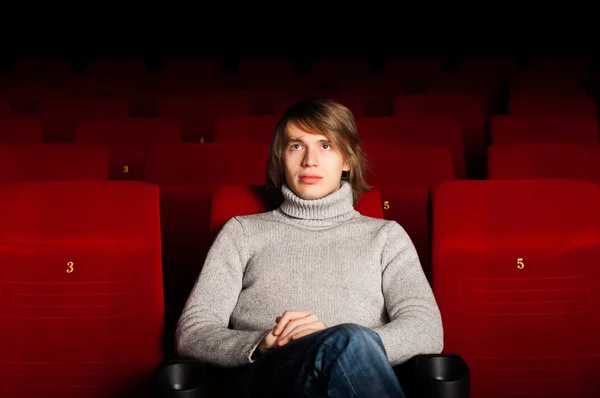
[156,359,208,397]
[393,353,470,398]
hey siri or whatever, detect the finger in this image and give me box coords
[290,328,320,341]
[274,310,311,335]
[276,321,320,346]
[277,314,317,341]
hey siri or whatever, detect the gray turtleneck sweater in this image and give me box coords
[175,181,443,368]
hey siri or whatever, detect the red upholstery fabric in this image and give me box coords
[362,143,454,277]
[209,184,384,240]
[0,144,108,181]
[158,94,249,142]
[508,96,598,116]
[39,98,130,142]
[488,143,600,184]
[356,116,466,179]
[73,118,181,180]
[144,142,270,355]
[213,115,280,143]
[490,115,599,145]
[0,115,42,143]
[0,181,164,398]
[432,179,600,397]
[392,94,485,178]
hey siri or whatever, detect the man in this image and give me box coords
[176,98,443,397]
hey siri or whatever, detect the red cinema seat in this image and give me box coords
[0,115,43,143]
[490,115,599,145]
[0,181,164,398]
[210,184,383,239]
[0,144,108,181]
[508,95,597,117]
[39,98,130,142]
[73,118,182,180]
[362,143,454,278]
[393,94,486,179]
[158,94,249,142]
[432,179,600,397]
[356,116,465,179]
[213,115,279,143]
[143,142,270,356]
[487,142,600,185]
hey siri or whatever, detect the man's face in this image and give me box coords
[282,123,350,200]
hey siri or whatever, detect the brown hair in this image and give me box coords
[266,97,371,207]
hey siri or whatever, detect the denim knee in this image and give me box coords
[318,323,386,354]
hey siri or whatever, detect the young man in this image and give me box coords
[175,98,443,397]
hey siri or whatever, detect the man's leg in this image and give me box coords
[225,323,406,398]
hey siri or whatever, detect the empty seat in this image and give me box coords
[39,98,130,142]
[0,181,164,398]
[356,116,466,179]
[490,115,599,144]
[488,142,600,184]
[508,95,597,116]
[432,179,600,397]
[213,115,279,143]
[362,142,454,277]
[143,142,270,357]
[0,115,43,143]
[158,94,249,142]
[0,144,108,181]
[393,94,485,179]
[73,118,182,180]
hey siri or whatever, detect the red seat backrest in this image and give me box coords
[0,144,108,181]
[0,181,163,398]
[491,115,599,144]
[432,179,600,397]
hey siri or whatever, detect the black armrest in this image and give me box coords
[155,359,208,398]
[393,353,470,398]
[156,354,470,398]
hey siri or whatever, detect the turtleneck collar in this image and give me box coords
[278,180,356,221]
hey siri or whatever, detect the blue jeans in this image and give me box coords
[223,323,406,397]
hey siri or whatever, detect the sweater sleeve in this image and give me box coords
[175,217,270,368]
[371,221,444,367]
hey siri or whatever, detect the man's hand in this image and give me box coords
[273,310,327,347]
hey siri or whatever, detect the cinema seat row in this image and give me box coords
[0,56,599,397]
[0,176,598,397]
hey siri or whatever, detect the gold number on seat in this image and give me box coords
[200,137,205,144]
[66,261,74,273]
[123,165,129,174]
[517,258,524,269]
[383,201,390,210]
